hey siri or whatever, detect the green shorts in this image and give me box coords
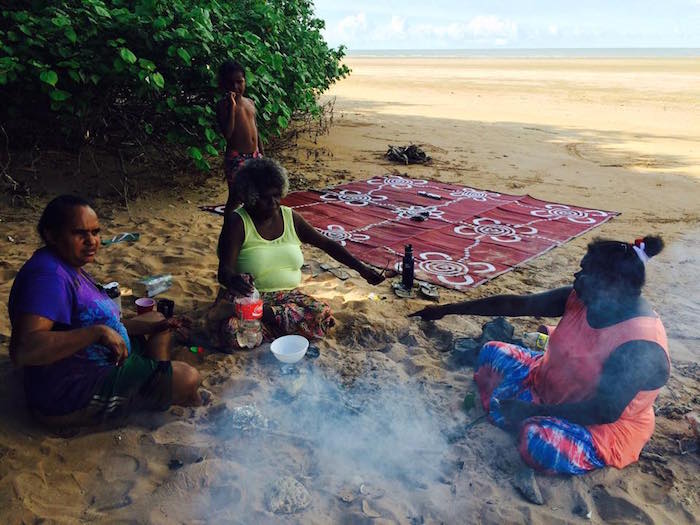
[87,336,173,420]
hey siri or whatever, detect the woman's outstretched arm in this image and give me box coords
[410,286,573,321]
[293,211,384,285]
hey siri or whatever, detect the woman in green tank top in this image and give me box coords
[212,158,384,351]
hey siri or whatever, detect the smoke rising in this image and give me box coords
[206,362,455,520]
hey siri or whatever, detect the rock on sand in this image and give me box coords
[265,476,311,514]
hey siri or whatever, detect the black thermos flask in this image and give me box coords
[402,244,414,290]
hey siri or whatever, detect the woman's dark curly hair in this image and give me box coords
[232,158,289,208]
[585,235,664,295]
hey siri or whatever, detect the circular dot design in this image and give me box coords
[473,224,517,237]
[419,258,469,277]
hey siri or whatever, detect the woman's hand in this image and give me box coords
[226,273,255,296]
[360,266,385,286]
[97,325,129,366]
[409,305,448,321]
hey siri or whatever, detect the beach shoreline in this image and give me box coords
[345,48,700,58]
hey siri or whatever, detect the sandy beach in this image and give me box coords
[1,56,699,523]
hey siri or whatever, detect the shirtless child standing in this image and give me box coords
[216,61,264,211]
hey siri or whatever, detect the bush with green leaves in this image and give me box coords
[0,0,348,169]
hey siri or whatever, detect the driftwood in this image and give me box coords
[385,144,431,165]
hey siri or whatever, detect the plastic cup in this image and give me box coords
[135,297,156,315]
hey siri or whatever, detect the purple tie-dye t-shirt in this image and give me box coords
[8,247,130,416]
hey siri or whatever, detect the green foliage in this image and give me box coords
[0,0,349,170]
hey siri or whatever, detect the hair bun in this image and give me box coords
[642,235,664,258]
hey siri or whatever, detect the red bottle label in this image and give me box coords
[235,299,263,320]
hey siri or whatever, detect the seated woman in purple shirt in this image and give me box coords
[8,195,201,425]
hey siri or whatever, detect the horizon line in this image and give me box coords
[345,46,700,51]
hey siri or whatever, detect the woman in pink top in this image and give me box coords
[412,236,669,474]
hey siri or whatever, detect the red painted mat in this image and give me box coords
[202,175,619,290]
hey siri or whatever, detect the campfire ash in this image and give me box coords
[203,364,456,519]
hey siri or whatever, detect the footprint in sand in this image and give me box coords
[12,471,86,516]
[88,479,135,512]
[565,142,586,161]
[418,322,454,352]
[100,453,140,482]
[162,443,209,466]
[110,461,242,523]
[402,360,425,377]
[632,463,675,505]
[150,460,240,505]
[0,263,17,283]
[591,485,654,525]
[191,238,215,256]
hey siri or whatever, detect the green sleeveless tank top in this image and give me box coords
[234,206,304,292]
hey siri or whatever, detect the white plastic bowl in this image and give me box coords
[270,335,309,364]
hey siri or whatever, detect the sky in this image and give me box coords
[313,0,700,50]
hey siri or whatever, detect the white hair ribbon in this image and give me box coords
[633,241,649,264]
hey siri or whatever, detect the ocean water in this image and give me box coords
[346,48,700,58]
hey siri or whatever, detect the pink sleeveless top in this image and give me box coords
[528,291,669,468]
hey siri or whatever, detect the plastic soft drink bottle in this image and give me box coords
[234,284,263,349]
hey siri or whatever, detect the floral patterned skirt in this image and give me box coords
[218,289,335,351]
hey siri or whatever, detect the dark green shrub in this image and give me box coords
[0,0,348,169]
